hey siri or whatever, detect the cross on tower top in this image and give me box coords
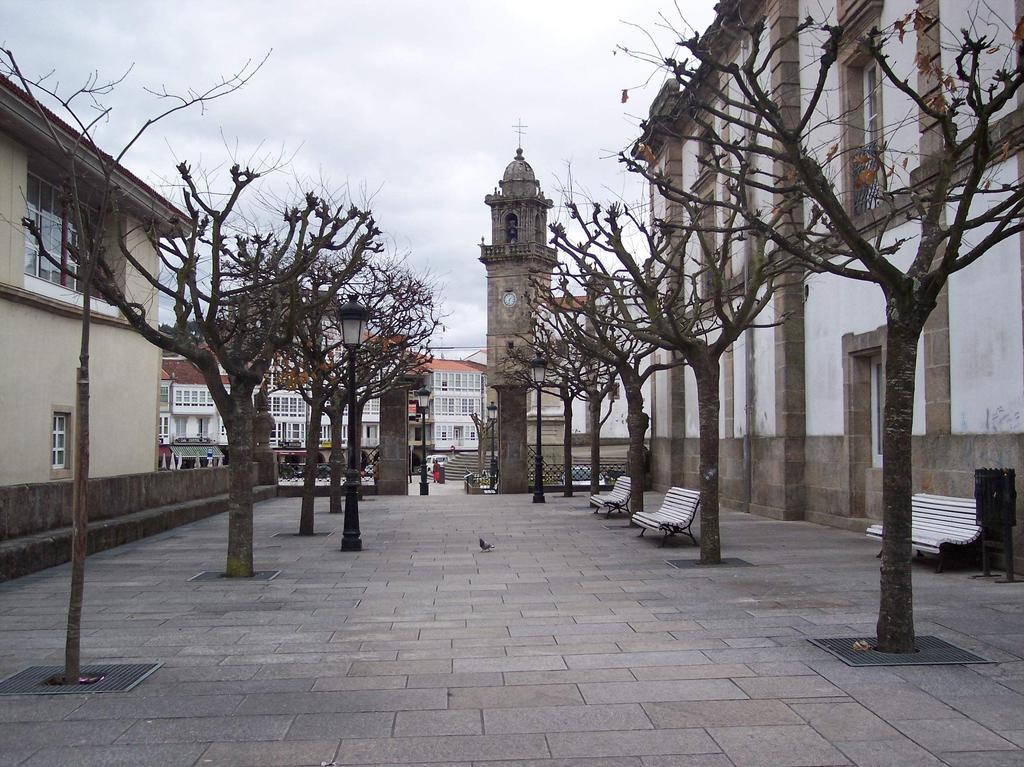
[513,118,528,149]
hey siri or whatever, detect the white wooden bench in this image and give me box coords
[589,475,631,515]
[632,487,700,546]
[865,493,981,573]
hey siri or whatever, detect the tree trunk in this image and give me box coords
[693,357,722,565]
[299,392,324,535]
[562,394,574,497]
[224,391,256,577]
[328,392,344,515]
[624,384,650,515]
[62,305,92,684]
[589,394,602,494]
[875,312,925,653]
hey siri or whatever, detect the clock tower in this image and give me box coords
[480,147,558,493]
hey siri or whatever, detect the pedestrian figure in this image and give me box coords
[432,459,441,483]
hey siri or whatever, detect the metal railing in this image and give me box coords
[526,448,627,490]
[852,142,881,216]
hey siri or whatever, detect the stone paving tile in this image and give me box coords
[333,733,550,763]
[639,756,736,767]
[938,751,1024,766]
[348,659,453,676]
[834,738,945,767]
[0,719,132,749]
[313,675,409,691]
[890,717,1018,752]
[565,650,709,670]
[65,693,243,720]
[394,708,483,736]
[630,663,754,681]
[643,699,803,728]
[843,684,966,721]
[17,743,208,767]
[734,675,846,699]
[285,711,395,740]
[197,739,340,766]
[484,702,653,734]
[116,714,293,744]
[503,668,635,685]
[546,727,720,758]
[0,695,88,722]
[579,679,747,704]
[453,655,568,673]
[236,688,447,715]
[708,724,850,766]
[789,701,901,741]
[480,759,642,767]
[448,683,584,709]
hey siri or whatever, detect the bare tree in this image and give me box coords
[314,258,441,513]
[101,164,379,576]
[507,327,615,497]
[3,51,259,685]
[553,186,792,564]
[534,274,684,514]
[629,3,1024,649]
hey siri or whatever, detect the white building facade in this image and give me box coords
[643,0,1024,533]
[0,75,168,485]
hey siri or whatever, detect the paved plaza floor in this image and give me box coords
[1,490,1023,766]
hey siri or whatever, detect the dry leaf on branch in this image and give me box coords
[621,89,629,104]
[638,143,658,165]
[855,168,878,189]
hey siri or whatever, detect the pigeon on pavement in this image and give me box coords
[479,537,495,552]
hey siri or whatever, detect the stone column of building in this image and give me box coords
[479,147,558,493]
[769,0,807,521]
[496,386,528,493]
[376,384,410,495]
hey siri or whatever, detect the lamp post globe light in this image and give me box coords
[530,353,548,504]
[338,295,369,552]
[486,401,497,491]
[417,386,430,496]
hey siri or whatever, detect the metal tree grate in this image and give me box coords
[808,635,993,667]
[665,558,753,569]
[188,570,281,582]
[0,663,161,695]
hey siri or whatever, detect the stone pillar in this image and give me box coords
[252,387,278,486]
[377,384,410,495]
[497,386,528,493]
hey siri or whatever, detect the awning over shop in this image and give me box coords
[170,444,224,459]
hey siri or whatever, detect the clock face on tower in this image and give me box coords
[502,291,517,307]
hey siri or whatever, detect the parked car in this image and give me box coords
[426,454,449,466]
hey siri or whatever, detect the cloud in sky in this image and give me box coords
[5,0,715,355]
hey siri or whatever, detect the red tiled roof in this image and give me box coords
[428,359,486,373]
[161,358,207,386]
[0,73,185,219]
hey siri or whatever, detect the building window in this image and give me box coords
[321,423,330,442]
[197,417,209,437]
[158,415,169,443]
[25,174,79,291]
[174,416,187,439]
[870,356,884,467]
[159,384,170,406]
[51,412,69,469]
[850,63,883,215]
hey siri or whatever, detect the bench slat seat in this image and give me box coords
[865,493,980,572]
[633,487,700,546]
[589,476,631,515]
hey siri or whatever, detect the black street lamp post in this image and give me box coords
[338,296,369,552]
[530,353,548,504]
[417,386,430,496]
[487,401,497,491]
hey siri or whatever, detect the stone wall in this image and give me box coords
[0,468,232,541]
[652,432,1024,573]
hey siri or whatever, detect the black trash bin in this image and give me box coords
[975,467,1017,581]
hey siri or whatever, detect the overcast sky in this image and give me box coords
[4,0,716,355]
